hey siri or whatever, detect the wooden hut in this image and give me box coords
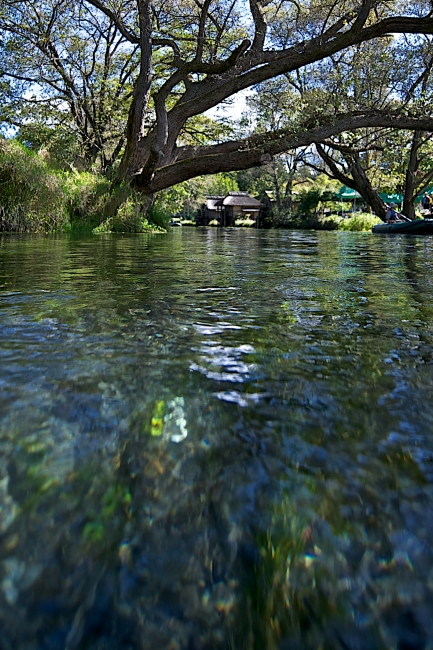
[203,192,262,226]
[204,195,225,223]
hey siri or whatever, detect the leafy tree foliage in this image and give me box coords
[0,0,139,170]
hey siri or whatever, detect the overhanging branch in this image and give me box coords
[146,111,433,192]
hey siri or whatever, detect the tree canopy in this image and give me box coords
[2,0,433,207]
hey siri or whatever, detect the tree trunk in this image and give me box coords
[283,170,294,211]
[116,0,154,184]
[271,160,282,209]
[349,155,387,219]
[316,144,387,220]
[402,130,421,220]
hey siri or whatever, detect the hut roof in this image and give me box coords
[222,192,262,207]
[206,196,224,209]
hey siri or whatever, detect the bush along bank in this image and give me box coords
[285,213,383,231]
[0,140,167,234]
[0,139,70,232]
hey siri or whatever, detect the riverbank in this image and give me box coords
[174,213,383,232]
[0,139,394,234]
[0,139,164,234]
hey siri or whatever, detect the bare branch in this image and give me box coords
[316,142,354,187]
[249,0,267,52]
[180,39,251,75]
[194,0,212,63]
[320,139,384,154]
[84,0,139,43]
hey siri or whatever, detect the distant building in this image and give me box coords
[201,192,263,226]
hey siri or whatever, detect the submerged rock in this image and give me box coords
[163,397,188,443]
[0,476,17,534]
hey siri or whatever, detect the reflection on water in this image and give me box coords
[1,229,433,648]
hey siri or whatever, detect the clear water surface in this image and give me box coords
[1,228,433,650]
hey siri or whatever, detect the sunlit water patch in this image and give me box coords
[1,230,433,649]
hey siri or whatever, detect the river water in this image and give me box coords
[1,228,433,649]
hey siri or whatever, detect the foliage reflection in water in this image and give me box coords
[1,229,433,649]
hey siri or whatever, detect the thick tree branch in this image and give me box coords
[249,0,268,52]
[351,0,374,35]
[238,16,433,91]
[316,143,354,187]
[145,111,433,192]
[194,0,212,63]
[164,14,433,132]
[116,0,154,179]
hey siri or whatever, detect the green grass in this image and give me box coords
[235,217,257,227]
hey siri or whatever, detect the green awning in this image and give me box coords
[378,192,403,204]
[335,186,362,201]
[333,187,433,205]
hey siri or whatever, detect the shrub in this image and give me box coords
[64,171,110,232]
[287,214,339,230]
[296,189,322,216]
[93,197,155,233]
[234,217,257,227]
[262,208,292,228]
[147,201,170,229]
[338,214,382,231]
[0,139,69,232]
[286,212,382,232]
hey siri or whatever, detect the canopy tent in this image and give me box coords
[378,192,403,204]
[334,186,362,201]
[333,186,433,206]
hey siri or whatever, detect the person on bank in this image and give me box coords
[385,202,402,223]
[421,192,431,212]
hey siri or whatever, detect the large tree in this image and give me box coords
[4,0,433,203]
[99,0,433,197]
[0,0,139,170]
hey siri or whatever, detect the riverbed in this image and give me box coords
[1,228,433,649]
